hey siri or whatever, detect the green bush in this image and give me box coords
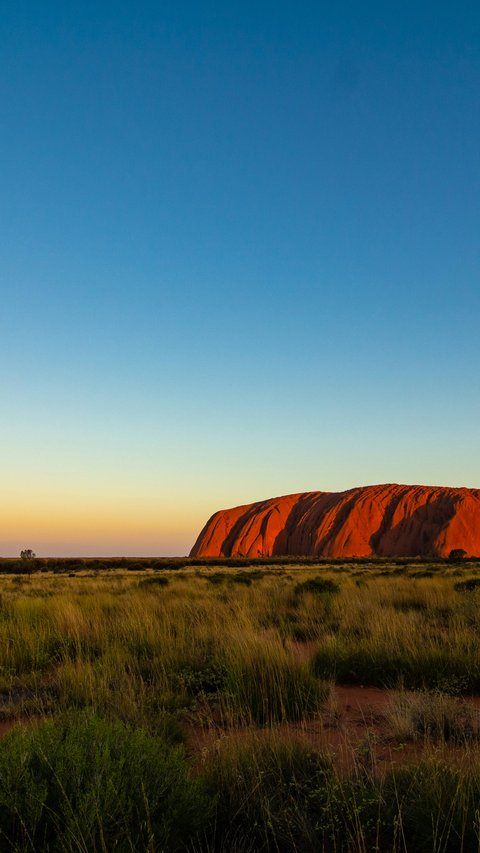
[201,746,480,853]
[454,577,480,592]
[411,570,434,578]
[381,759,480,852]
[294,577,340,596]
[126,561,146,572]
[205,572,227,584]
[202,738,336,852]
[138,575,169,588]
[204,570,265,586]
[175,660,227,696]
[311,639,480,691]
[0,712,211,852]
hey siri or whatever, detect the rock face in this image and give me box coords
[190,484,480,558]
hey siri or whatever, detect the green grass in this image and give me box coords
[0,711,209,852]
[3,716,480,852]
[199,736,480,852]
[220,639,329,725]
[1,564,480,849]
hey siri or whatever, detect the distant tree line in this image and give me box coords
[0,550,476,574]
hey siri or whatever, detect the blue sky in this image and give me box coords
[1,1,479,554]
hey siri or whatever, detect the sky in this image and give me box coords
[1,1,479,555]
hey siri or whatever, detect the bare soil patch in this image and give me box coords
[185,684,480,774]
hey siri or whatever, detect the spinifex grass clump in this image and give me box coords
[220,639,329,725]
[0,712,210,853]
[311,635,480,691]
[199,740,480,853]
[201,735,337,852]
[380,759,480,853]
[454,577,480,592]
[309,578,480,691]
[200,739,480,853]
[386,689,480,743]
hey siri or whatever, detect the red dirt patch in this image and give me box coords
[185,685,480,774]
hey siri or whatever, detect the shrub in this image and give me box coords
[205,572,227,584]
[201,737,336,852]
[125,561,146,572]
[294,577,340,596]
[392,597,428,612]
[200,741,480,853]
[0,712,210,852]
[449,549,467,562]
[381,759,480,853]
[138,575,169,588]
[232,570,266,585]
[454,577,480,592]
[175,660,227,696]
[311,639,480,691]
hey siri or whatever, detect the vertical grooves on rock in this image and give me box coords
[189,485,480,558]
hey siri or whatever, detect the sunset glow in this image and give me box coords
[2,2,479,555]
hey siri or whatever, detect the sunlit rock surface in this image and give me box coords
[190,484,480,558]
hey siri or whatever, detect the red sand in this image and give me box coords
[185,685,480,774]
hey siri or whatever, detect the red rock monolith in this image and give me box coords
[190,484,480,558]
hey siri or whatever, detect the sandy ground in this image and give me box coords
[185,684,480,774]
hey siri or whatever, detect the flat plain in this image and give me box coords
[1,558,480,852]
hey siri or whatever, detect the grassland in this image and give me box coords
[1,559,480,850]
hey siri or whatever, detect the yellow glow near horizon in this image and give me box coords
[0,489,210,556]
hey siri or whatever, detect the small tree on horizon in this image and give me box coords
[20,549,36,563]
[448,548,467,562]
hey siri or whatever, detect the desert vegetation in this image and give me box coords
[1,560,480,850]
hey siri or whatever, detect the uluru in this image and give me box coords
[190,484,480,559]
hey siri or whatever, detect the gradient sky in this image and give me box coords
[1,1,479,555]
